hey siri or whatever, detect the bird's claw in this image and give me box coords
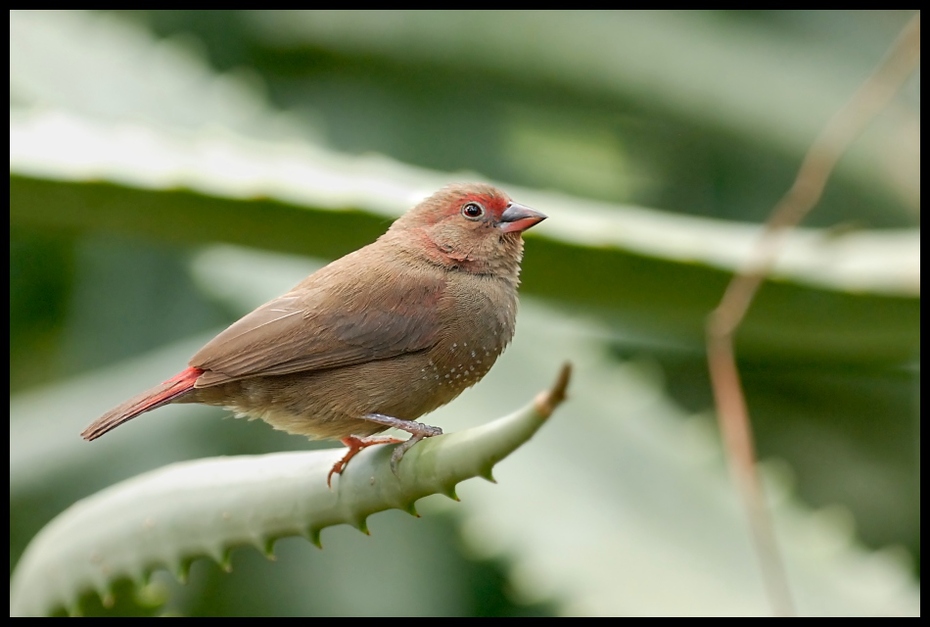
[390,435,420,475]
[358,413,443,476]
[390,425,443,475]
[328,434,403,488]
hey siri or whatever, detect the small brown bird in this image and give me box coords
[81,183,546,484]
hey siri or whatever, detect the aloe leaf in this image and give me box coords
[9,10,919,364]
[9,365,570,617]
[9,118,919,364]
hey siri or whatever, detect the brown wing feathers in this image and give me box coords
[190,262,445,386]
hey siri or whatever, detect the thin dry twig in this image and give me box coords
[706,13,920,617]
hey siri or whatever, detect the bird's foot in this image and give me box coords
[328,434,404,488]
[361,413,443,475]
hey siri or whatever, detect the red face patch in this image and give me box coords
[459,191,510,221]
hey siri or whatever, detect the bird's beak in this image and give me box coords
[499,202,547,234]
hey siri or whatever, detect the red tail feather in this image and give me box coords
[81,367,204,441]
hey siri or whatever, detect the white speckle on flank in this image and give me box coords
[470,350,476,358]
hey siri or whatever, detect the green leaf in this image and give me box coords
[10,365,570,617]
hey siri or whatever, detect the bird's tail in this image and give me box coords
[80,367,204,441]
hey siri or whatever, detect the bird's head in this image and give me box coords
[389,183,546,276]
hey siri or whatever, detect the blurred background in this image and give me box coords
[10,11,919,616]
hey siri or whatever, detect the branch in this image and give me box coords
[706,13,920,617]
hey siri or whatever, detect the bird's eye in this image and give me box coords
[461,202,485,220]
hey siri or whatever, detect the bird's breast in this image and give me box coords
[418,337,502,395]
[420,273,518,395]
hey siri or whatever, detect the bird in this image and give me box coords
[81,183,546,485]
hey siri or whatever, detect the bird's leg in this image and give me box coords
[328,434,403,487]
[361,413,443,474]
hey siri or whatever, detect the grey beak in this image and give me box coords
[499,202,547,234]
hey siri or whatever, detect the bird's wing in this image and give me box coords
[189,260,446,387]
